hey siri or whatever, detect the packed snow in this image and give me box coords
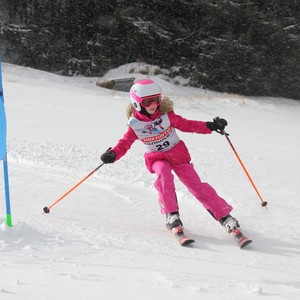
[1,63,300,300]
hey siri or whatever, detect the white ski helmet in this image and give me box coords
[129,79,161,112]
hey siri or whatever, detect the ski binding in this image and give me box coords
[232,228,253,249]
[171,226,195,246]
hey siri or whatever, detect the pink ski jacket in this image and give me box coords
[112,98,212,173]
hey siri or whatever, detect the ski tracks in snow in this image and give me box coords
[2,132,300,299]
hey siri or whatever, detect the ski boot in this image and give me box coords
[166,211,183,230]
[220,215,252,248]
[166,212,194,246]
[220,214,240,233]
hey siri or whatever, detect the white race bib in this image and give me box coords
[128,114,180,152]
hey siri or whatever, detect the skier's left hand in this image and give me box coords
[206,117,228,134]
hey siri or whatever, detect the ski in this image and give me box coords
[169,225,251,248]
[171,226,195,246]
[232,228,253,249]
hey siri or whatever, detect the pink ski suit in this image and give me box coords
[112,107,232,220]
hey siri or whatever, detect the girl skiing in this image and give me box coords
[101,79,240,236]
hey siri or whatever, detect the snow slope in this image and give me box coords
[1,63,300,300]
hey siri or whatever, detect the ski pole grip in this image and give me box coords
[221,130,229,136]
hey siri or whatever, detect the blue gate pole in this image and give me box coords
[0,58,13,227]
[3,157,12,226]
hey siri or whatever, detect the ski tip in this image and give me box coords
[240,239,253,249]
[180,238,195,247]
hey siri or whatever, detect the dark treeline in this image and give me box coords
[0,0,299,100]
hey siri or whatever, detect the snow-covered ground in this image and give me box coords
[1,63,300,300]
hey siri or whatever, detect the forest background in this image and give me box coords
[0,0,299,100]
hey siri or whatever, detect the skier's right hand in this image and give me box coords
[101,149,116,164]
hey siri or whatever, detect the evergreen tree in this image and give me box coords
[0,0,299,99]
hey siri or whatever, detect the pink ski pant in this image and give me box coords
[152,160,233,221]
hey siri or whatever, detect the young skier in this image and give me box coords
[100,79,241,237]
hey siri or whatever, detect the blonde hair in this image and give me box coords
[126,96,174,119]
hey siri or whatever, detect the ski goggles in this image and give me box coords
[140,95,161,108]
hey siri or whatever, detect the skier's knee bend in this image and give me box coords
[155,163,172,177]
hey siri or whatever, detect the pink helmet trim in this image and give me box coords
[136,79,154,85]
[130,88,143,103]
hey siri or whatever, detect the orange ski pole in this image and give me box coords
[222,130,268,209]
[43,163,105,213]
